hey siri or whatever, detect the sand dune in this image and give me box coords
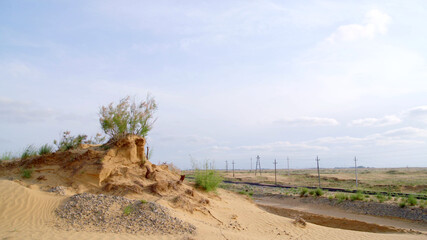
[1,137,426,239]
[1,179,426,240]
[0,180,169,240]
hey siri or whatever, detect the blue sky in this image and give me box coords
[1,0,427,169]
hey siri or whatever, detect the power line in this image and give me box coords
[255,155,262,176]
[316,156,321,188]
[273,158,278,185]
[232,160,235,177]
[354,156,358,188]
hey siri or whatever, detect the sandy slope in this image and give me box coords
[1,179,425,240]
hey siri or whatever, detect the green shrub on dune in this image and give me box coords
[194,162,222,192]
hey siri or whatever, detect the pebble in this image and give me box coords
[48,186,66,195]
[54,193,196,235]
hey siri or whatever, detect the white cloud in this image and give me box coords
[327,9,391,43]
[0,98,55,123]
[206,145,232,152]
[310,127,427,147]
[404,106,427,122]
[382,127,427,138]
[0,97,93,124]
[311,136,368,145]
[406,106,427,116]
[237,141,328,152]
[350,105,427,127]
[158,134,215,145]
[349,115,401,127]
[0,62,41,80]
[199,141,328,155]
[275,117,339,126]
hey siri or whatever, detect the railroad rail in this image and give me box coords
[221,180,427,200]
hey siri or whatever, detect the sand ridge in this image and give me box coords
[1,136,426,239]
[2,179,427,239]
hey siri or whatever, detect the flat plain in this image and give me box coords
[216,167,427,194]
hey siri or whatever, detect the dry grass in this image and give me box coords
[213,167,427,195]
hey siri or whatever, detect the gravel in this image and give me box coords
[255,193,427,222]
[55,193,196,235]
[48,186,66,195]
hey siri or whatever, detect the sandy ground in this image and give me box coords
[1,179,426,240]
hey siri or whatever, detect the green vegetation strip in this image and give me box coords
[220,180,427,200]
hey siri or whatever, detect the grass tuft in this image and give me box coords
[238,190,254,198]
[407,195,417,206]
[21,145,37,159]
[314,188,324,197]
[350,191,364,201]
[123,205,134,215]
[54,131,87,151]
[38,144,54,155]
[1,152,13,161]
[21,168,33,178]
[299,188,308,197]
[335,193,348,203]
[386,170,406,175]
[376,194,386,203]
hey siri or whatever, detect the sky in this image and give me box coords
[1,0,427,170]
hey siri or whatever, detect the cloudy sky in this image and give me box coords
[1,1,427,169]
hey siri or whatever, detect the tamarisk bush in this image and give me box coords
[99,95,157,140]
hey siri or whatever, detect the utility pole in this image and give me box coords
[354,156,358,188]
[255,155,261,176]
[273,158,278,185]
[146,146,150,160]
[226,160,228,173]
[250,157,252,173]
[316,156,321,188]
[287,156,290,176]
[254,156,257,176]
[232,160,235,177]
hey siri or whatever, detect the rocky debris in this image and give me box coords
[334,199,427,222]
[227,219,246,231]
[36,175,47,181]
[293,216,307,227]
[55,193,196,235]
[48,186,66,195]
[256,193,427,222]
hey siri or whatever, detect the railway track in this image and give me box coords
[221,180,427,200]
[185,175,427,199]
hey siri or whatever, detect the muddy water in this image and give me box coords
[254,196,427,233]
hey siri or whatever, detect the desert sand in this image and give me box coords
[2,180,426,240]
[1,136,425,239]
